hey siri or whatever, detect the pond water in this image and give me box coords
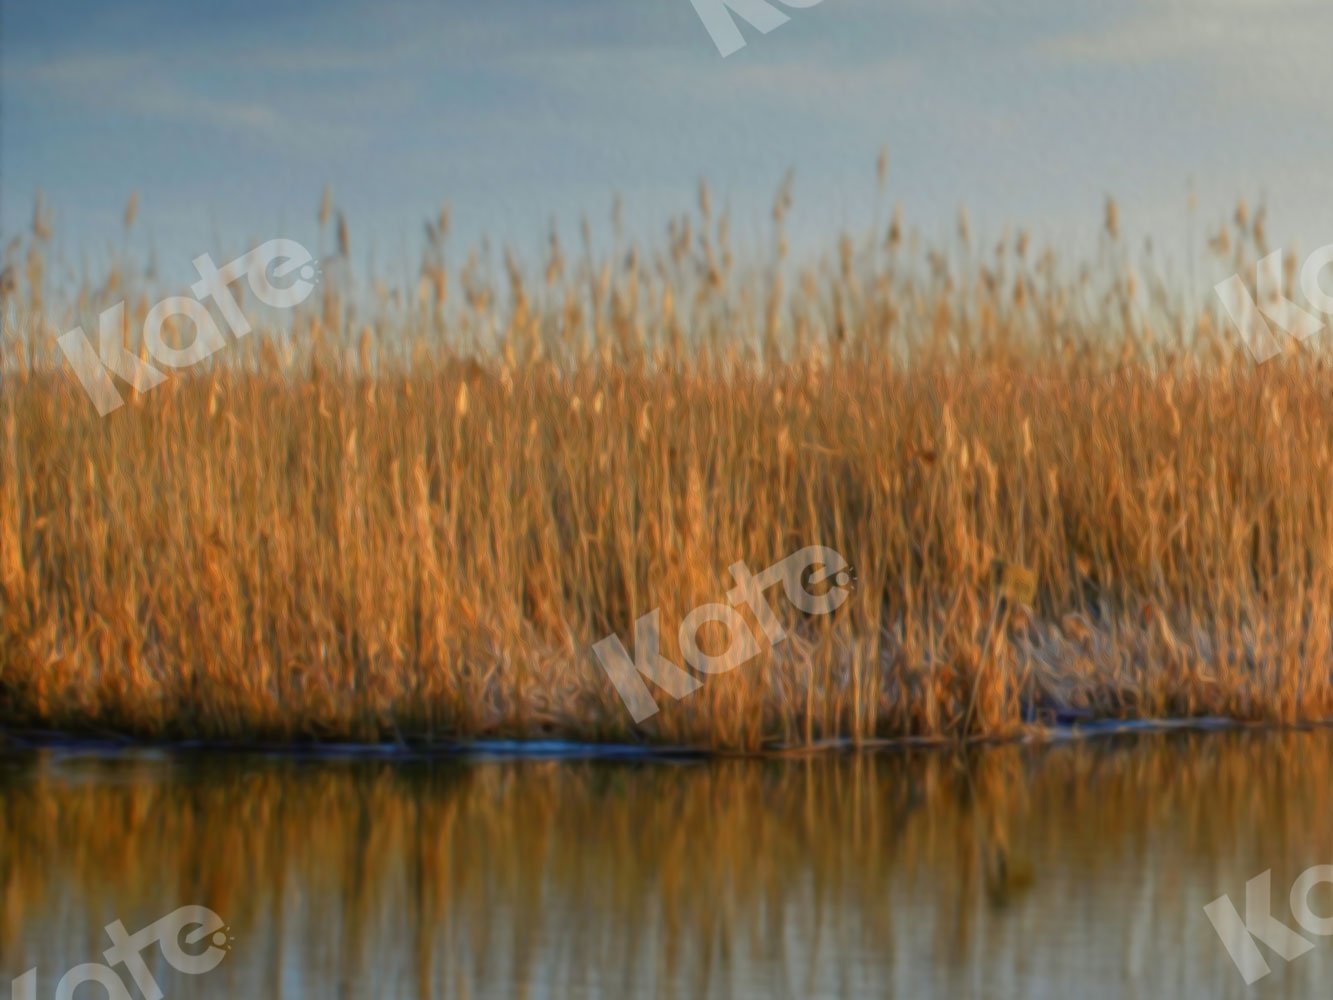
[1,732,1330,999]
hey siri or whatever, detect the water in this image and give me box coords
[1,732,1330,999]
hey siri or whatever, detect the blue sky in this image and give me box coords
[5,0,1333,288]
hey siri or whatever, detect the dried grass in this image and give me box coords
[1,186,1330,749]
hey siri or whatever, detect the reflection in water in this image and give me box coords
[0,733,1330,999]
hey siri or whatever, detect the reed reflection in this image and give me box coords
[0,732,1329,999]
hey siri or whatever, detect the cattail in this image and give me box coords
[957,206,971,246]
[1104,197,1120,241]
[430,265,447,306]
[319,185,333,229]
[123,192,139,231]
[1234,197,1249,233]
[876,146,889,190]
[887,204,903,250]
[336,212,350,258]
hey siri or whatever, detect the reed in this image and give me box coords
[2,182,1331,749]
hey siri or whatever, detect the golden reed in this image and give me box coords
[2,182,1331,749]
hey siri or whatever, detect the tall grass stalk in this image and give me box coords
[1,188,1329,749]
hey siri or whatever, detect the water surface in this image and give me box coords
[1,733,1330,998]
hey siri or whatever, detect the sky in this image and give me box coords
[4,0,1333,290]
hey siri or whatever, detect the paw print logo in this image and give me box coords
[210,926,236,954]
[299,259,323,288]
[832,564,859,595]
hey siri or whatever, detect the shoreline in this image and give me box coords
[1,717,1325,761]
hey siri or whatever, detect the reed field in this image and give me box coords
[2,182,1333,749]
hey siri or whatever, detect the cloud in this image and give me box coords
[1039,0,1333,73]
[9,49,367,151]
